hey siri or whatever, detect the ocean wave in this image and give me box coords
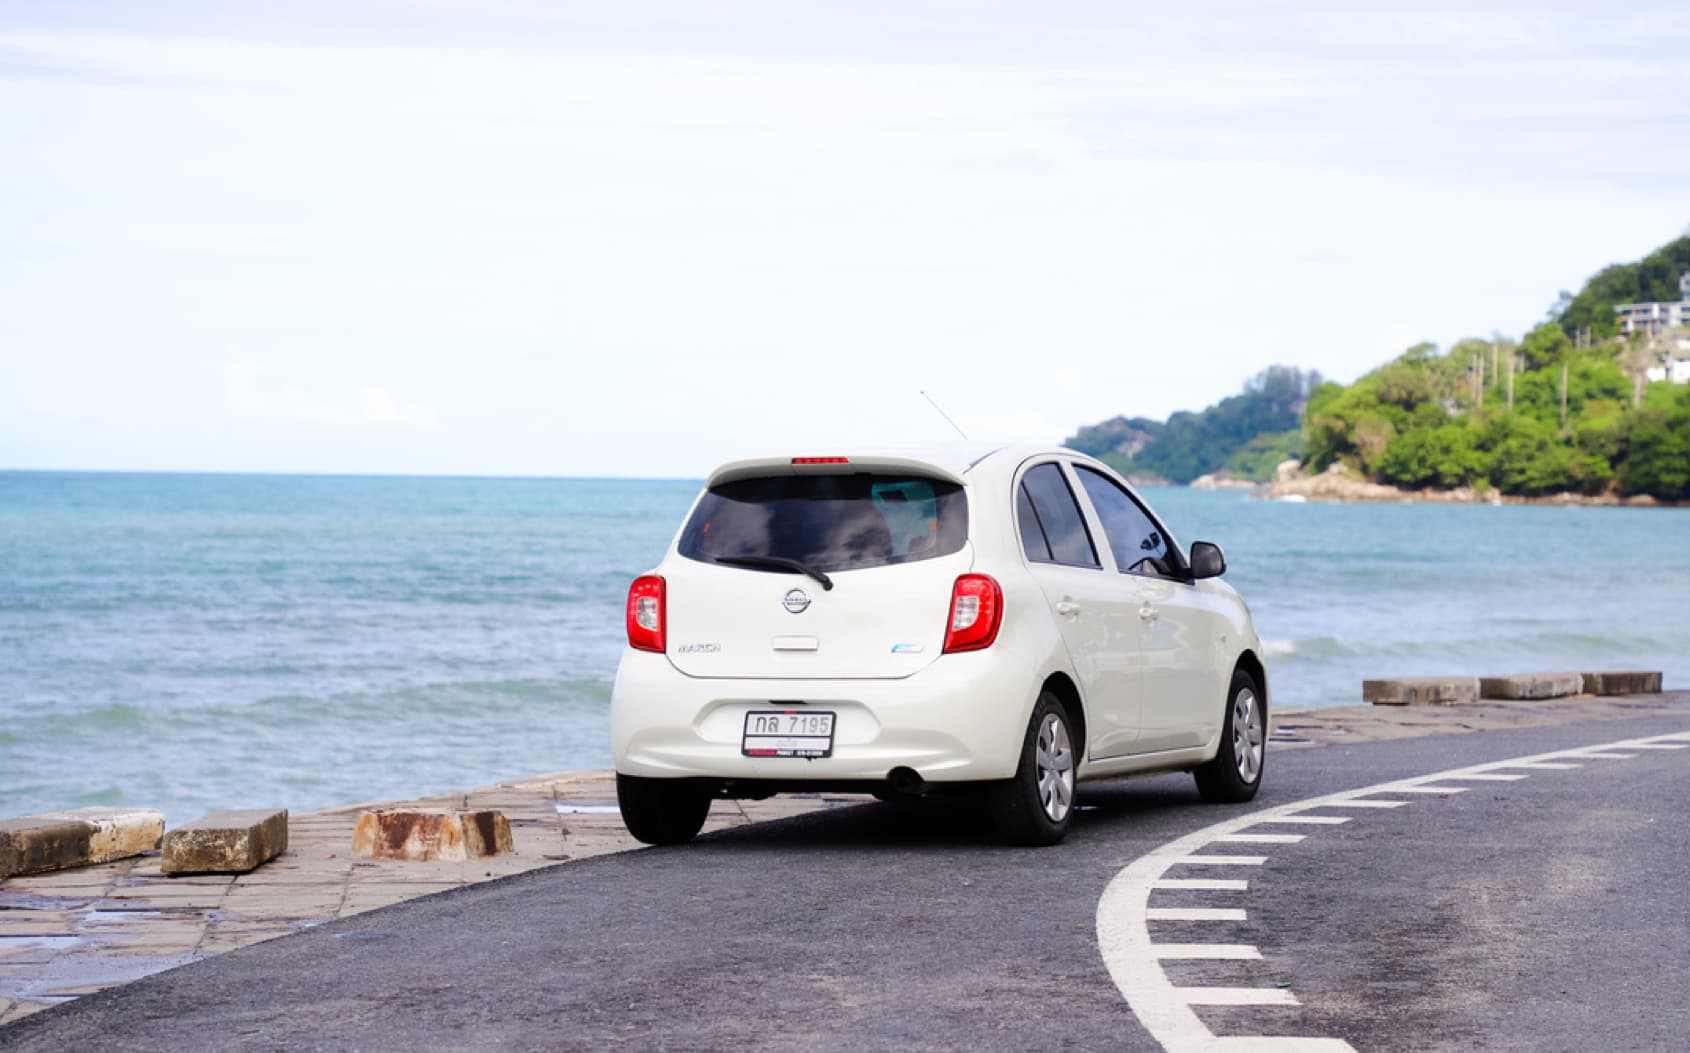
[1261,636,1352,660]
[5,678,614,738]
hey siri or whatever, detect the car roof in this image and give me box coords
[705,443,1100,488]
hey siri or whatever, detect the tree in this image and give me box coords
[1482,415,1573,496]
[1376,423,1484,488]
[1621,407,1690,499]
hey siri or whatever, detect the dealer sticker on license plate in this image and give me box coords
[742,709,836,758]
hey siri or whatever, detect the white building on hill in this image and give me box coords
[1645,358,1690,384]
[1616,271,1690,338]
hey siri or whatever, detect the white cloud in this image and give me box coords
[223,363,438,431]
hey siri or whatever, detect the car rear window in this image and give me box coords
[678,473,969,573]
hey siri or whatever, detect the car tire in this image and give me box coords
[989,691,1078,846]
[1193,668,1266,803]
[616,774,712,846]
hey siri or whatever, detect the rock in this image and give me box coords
[161,809,289,874]
[1479,672,1584,700]
[351,809,514,862]
[1361,677,1480,705]
[1273,459,1304,485]
[1190,473,1258,490]
[1582,670,1663,695]
[1266,462,1409,503]
[0,807,165,878]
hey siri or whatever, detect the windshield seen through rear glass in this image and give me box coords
[678,473,969,573]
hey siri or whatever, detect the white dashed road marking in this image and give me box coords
[1095,730,1690,1053]
[1251,815,1351,825]
[1175,855,1266,866]
[1153,945,1264,961]
[1215,833,1304,845]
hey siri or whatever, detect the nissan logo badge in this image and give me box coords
[783,588,811,614]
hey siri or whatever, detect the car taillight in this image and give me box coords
[791,456,850,465]
[943,573,1002,653]
[626,575,666,652]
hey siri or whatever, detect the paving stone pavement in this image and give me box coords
[2,692,1685,1026]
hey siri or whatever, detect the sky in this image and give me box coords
[2,2,1689,479]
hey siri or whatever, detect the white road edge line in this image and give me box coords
[1095,729,1690,1053]
[1175,855,1267,866]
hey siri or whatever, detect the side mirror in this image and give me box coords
[1189,541,1226,580]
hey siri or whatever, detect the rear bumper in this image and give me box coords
[610,649,1035,783]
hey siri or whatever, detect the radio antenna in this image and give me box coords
[920,390,970,440]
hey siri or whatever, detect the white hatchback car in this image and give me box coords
[611,444,1267,846]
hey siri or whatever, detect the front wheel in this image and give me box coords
[1193,668,1266,803]
[989,691,1078,846]
[616,774,712,845]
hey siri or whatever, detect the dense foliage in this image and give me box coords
[1065,366,1321,483]
[1304,327,1690,499]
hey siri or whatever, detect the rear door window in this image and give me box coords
[1018,463,1099,568]
[678,473,967,573]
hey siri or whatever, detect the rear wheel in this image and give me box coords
[1193,669,1265,803]
[989,691,1078,846]
[616,774,712,845]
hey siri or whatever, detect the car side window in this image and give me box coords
[1018,463,1100,568]
[1074,466,1175,577]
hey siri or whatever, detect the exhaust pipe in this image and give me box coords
[886,766,927,797]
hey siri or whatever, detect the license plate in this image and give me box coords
[742,709,835,758]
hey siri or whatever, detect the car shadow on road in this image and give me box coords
[690,772,1217,853]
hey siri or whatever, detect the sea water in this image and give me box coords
[3,471,1686,825]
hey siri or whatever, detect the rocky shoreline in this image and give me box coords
[1191,460,1674,507]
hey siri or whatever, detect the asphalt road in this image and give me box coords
[4,713,1688,1053]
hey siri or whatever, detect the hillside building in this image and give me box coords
[1645,358,1690,384]
[1615,271,1690,338]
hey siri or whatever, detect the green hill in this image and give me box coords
[1303,235,1690,500]
[1065,366,1321,484]
[1555,234,1690,342]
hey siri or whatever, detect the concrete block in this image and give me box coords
[1582,670,1663,696]
[0,807,165,878]
[1479,672,1585,701]
[1362,677,1479,706]
[350,809,514,862]
[161,809,289,874]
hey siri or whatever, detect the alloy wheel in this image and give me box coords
[1036,712,1076,823]
[1232,687,1264,783]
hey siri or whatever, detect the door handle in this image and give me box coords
[1055,600,1082,617]
[1138,605,1158,622]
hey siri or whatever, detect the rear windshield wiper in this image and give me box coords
[712,555,834,591]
